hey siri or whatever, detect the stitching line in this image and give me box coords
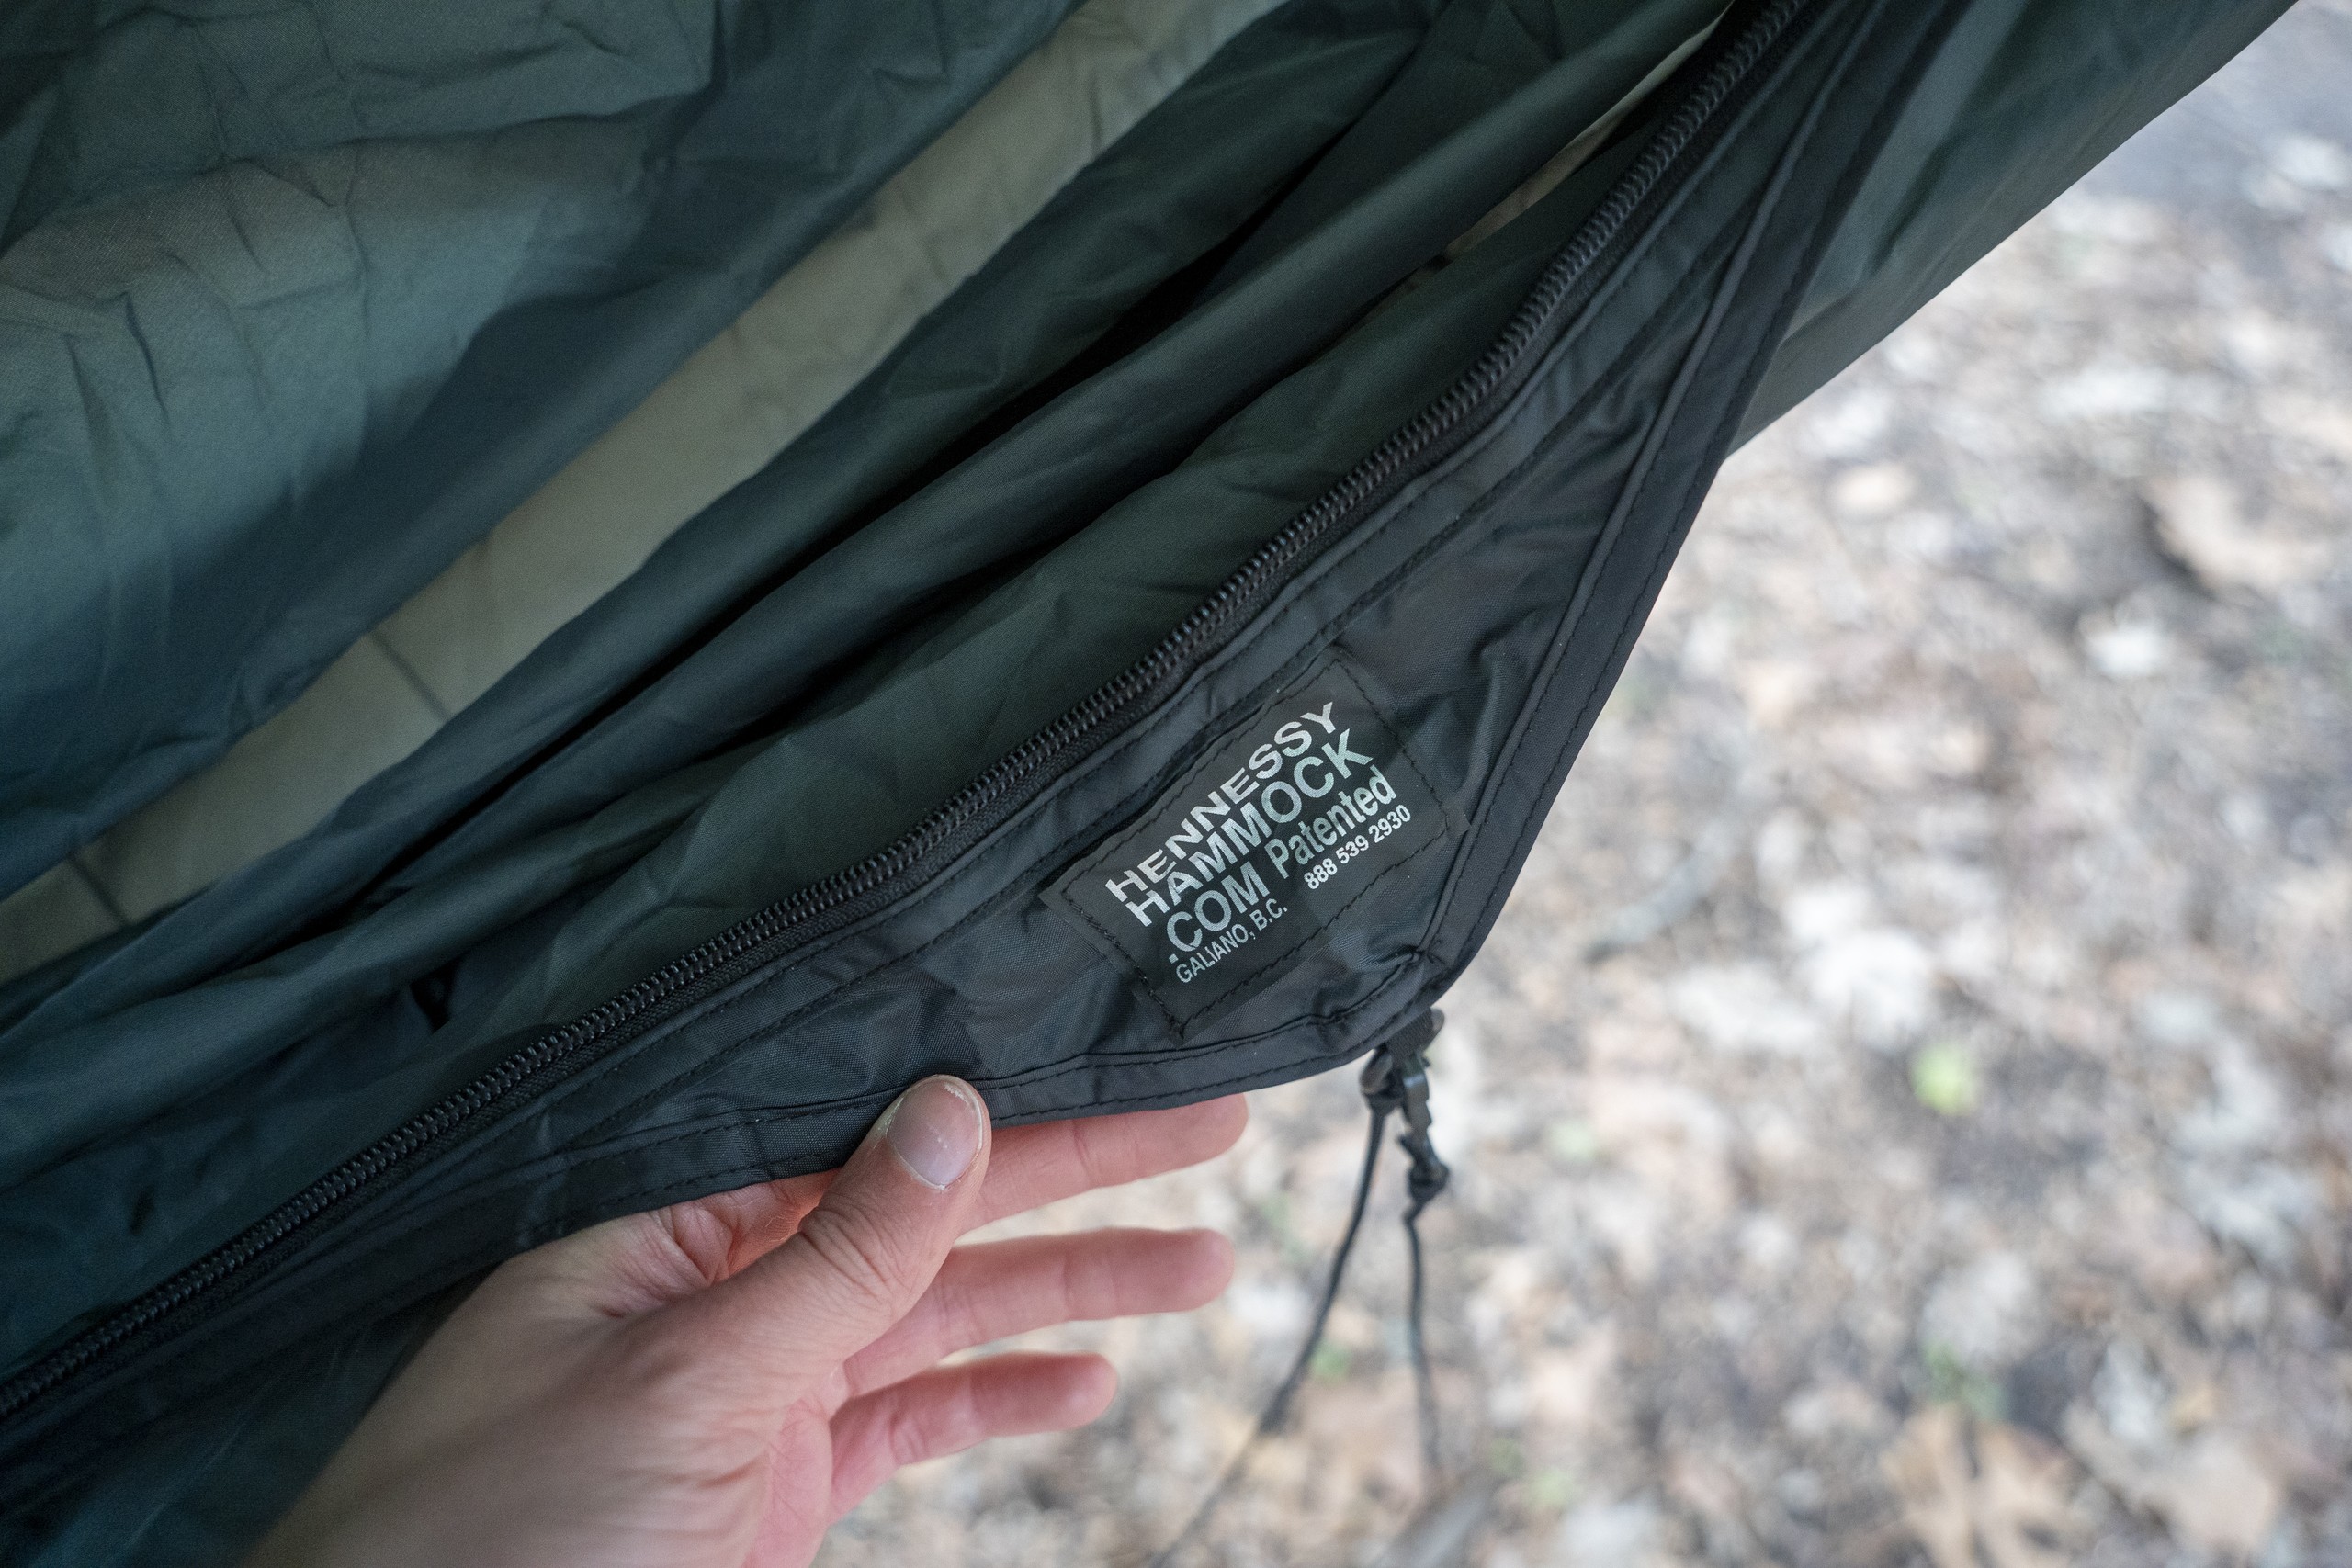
[362,18,1843,1219]
[1451,0,1880,954]
[544,12,1775,1138]
[330,962,1434,1281]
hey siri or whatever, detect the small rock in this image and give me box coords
[1923,1252,2042,1373]
[1735,659,1818,729]
[2244,166,2311,214]
[1555,1496,1664,1568]
[1738,1213,1800,1280]
[2103,1190,2222,1299]
[2221,792,2270,845]
[1883,330,1948,379]
[2146,474,2327,597]
[2178,1158,2319,1271]
[2049,193,2165,245]
[2173,1038,2289,1156]
[2270,133,2352,192]
[1580,1177,1668,1285]
[1777,882,1941,1044]
[1752,811,1809,890]
[1516,1330,1620,1441]
[2135,989,2221,1047]
[2080,609,2171,680]
[1544,1117,1600,1166]
[1668,964,1819,1055]
[2222,310,2292,375]
[1927,718,1994,779]
[2324,221,2352,274]
[1830,461,1918,518]
[2259,390,2352,460]
[2092,1340,2172,1453]
[1776,1467,1826,1517]
[2165,1431,2284,1560]
[1781,881,1874,946]
[1784,1379,1895,1442]
[1223,1276,1310,1348]
[2041,362,2172,420]
[1802,927,1939,1047]
[1588,1076,1736,1220]
[1889,509,1957,562]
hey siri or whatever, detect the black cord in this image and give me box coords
[1268,1098,1392,1435]
[1147,1011,1451,1567]
[1148,1100,1389,1568]
[1402,1157,1445,1480]
[1376,1011,1453,1484]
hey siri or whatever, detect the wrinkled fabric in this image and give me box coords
[0,0,1442,1036]
[0,0,1082,898]
[0,0,714,243]
[0,0,1291,978]
[1739,0,2294,434]
[0,0,2290,1562]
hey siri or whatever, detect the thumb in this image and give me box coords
[655,1076,991,1406]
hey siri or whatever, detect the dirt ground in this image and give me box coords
[819,8,2352,1564]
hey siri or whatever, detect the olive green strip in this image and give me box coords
[1444,17,1718,262]
[0,0,1290,985]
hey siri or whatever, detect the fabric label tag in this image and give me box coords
[1043,660,1448,1026]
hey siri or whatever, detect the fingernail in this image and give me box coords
[881,1077,983,1190]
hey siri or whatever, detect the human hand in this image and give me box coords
[245,1079,1245,1568]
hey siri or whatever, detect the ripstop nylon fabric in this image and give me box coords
[0,0,1293,980]
[0,0,2294,1562]
[0,0,1084,901]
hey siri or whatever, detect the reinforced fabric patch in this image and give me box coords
[1044,660,1448,1026]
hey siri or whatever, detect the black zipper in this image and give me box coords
[0,0,1811,1438]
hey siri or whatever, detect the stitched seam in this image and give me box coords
[1433,6,1849,880]
[605,210,1732,1104]
[399,11,1841,1194]
[1451,0,1887,952]
[559,434,1528,1137]
[339,962,1432,1275]
[556,0,1803,1124]
[549,170,1730,1136]
[515,1035,1379,1235]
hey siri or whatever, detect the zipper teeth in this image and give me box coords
[0,0,1802,1433]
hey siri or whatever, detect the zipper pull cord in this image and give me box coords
[1148,1009,1449,1566]
[1362,1012,1453,1481]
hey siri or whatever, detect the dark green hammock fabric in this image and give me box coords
[0,0,2290,1560]
[0,0,1079,895]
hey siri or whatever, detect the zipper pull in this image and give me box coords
[1150,1007,1453,1564]
[1361,1010,1450,1479]
[1360,1008,1451,1218]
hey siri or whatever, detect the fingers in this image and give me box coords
[842,1227,1233,1398]
[975,1096,1248,1228]
[512,1094,1246,1323]
[652,1077,990,1406]
[827,1352,1117,1519]
[519,1170,837,1317]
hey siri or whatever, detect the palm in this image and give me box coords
[248,1093,1244,1568]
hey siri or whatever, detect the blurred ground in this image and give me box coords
[819,6,2352,1564]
